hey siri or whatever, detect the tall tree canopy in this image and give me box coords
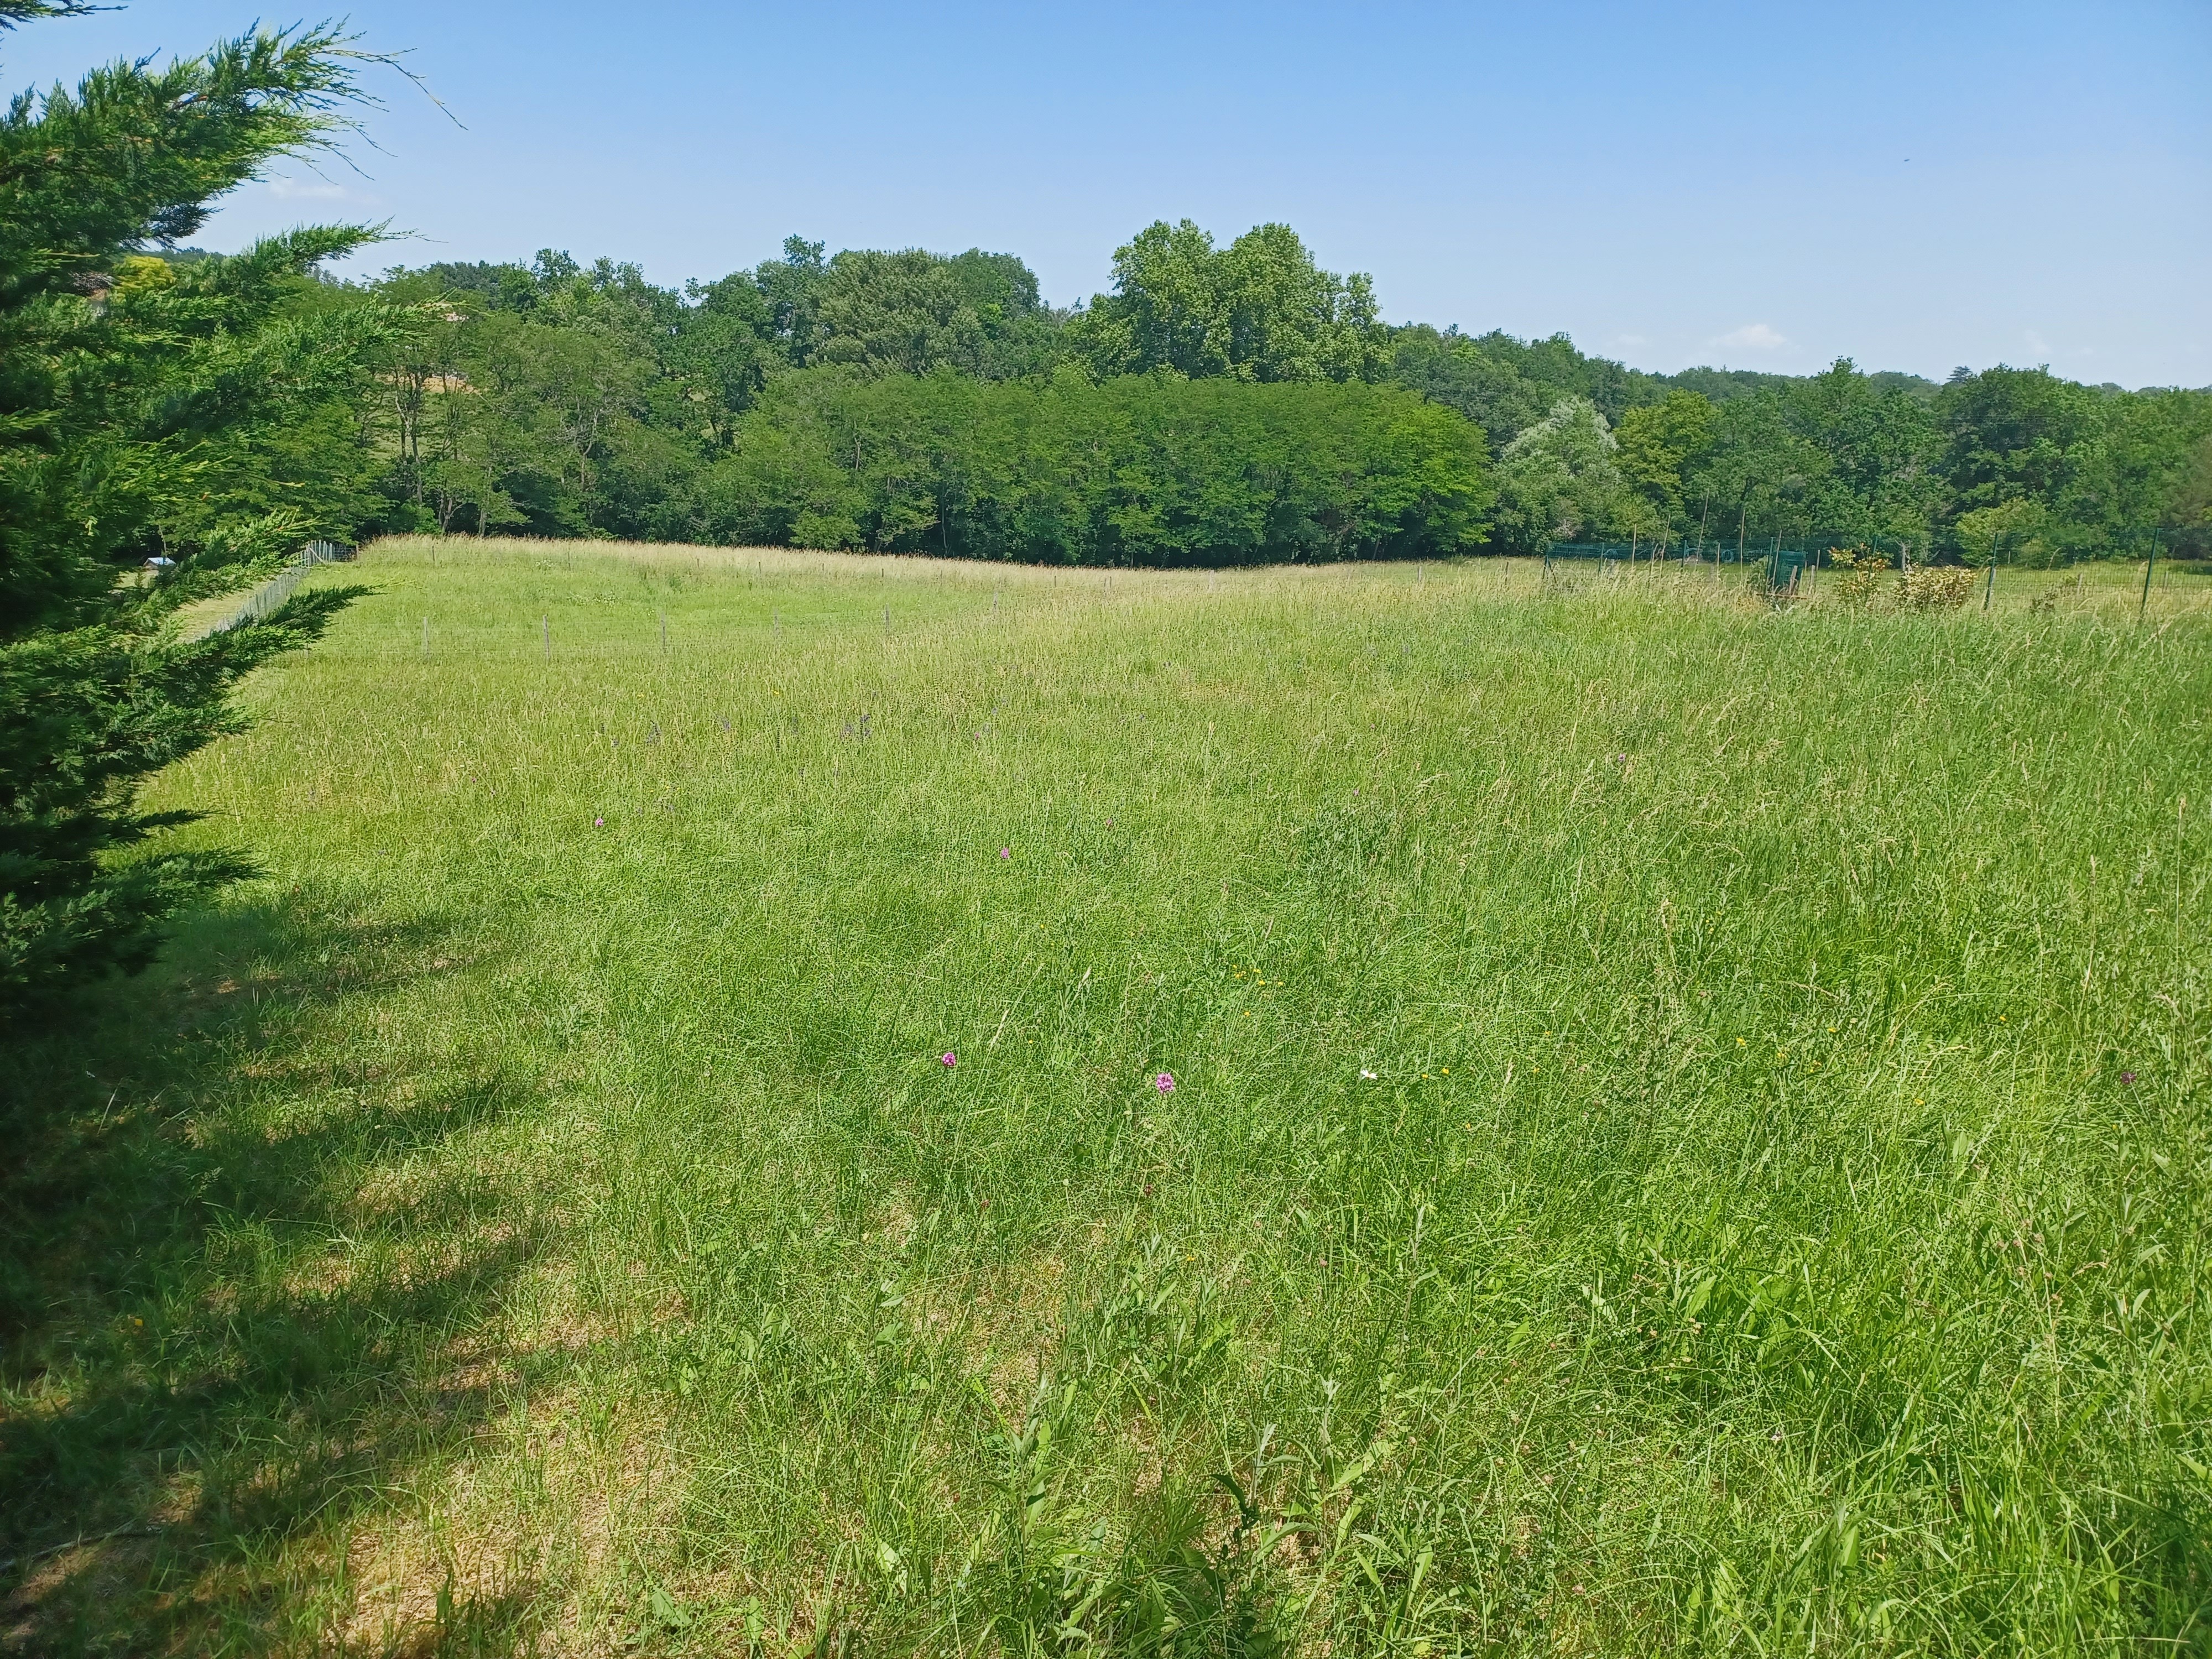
[349,219,2207,565]
[1066,220,1383,383]
[0,8,390,1017]
[1489,397,1628,554]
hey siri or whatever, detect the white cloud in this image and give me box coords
[1712,322,1788,353]
[267,176,349,201]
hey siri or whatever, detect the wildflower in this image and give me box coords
[1361,1068,1378,1080]
[2121,1070,2136,1083]
[1155,1071,1176,1093]
[941,1052,957,1068]
[594,816,604,827]
[999,847,1010,859]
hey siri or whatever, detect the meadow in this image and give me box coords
[3,539,2206,1657]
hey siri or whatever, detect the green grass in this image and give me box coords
[3,537,2207,1657]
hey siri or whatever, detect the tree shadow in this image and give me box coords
[1,889,554,1655]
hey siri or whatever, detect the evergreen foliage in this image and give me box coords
[0,12,393,1017]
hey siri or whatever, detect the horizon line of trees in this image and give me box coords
[114,219,2204,570]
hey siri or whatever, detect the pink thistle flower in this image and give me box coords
[1154,1071,1176,1094]
[999,846,1010,859]
[941,1052,957,1068]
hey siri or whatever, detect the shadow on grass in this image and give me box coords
[0,890,549,1656]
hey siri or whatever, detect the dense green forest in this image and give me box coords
[191,223,2212,564]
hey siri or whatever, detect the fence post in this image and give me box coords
[1983,564,1995,612]
[2140,537,2156,622]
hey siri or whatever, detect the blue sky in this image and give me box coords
[8,2,2208,386]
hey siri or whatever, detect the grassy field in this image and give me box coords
[3,538,2207,1656]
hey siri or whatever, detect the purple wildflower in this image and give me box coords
[2121,1070,2136,1083]
[1155,1071,1176,1094]
[941,1051,957,1068]
[999,846,1010,859]
[593,816,604,827]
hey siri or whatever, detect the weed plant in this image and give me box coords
[2,540,2206,1655]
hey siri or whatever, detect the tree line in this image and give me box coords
[255,226,2209,568]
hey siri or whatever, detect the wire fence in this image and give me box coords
[1545,538,1839,568]
[207,540,353,634]
[1543,538,1824,598]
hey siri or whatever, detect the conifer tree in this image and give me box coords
[1,3,394,1019]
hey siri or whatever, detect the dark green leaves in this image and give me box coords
[706,371,1491,565]
[1,14,388,1017]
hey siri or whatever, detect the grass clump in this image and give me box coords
[2,539,2206,1655]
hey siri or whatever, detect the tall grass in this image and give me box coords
[3,538,2205,1656]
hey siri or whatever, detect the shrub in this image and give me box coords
[1900,564,1980,609]
[1829,546,1979,611]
